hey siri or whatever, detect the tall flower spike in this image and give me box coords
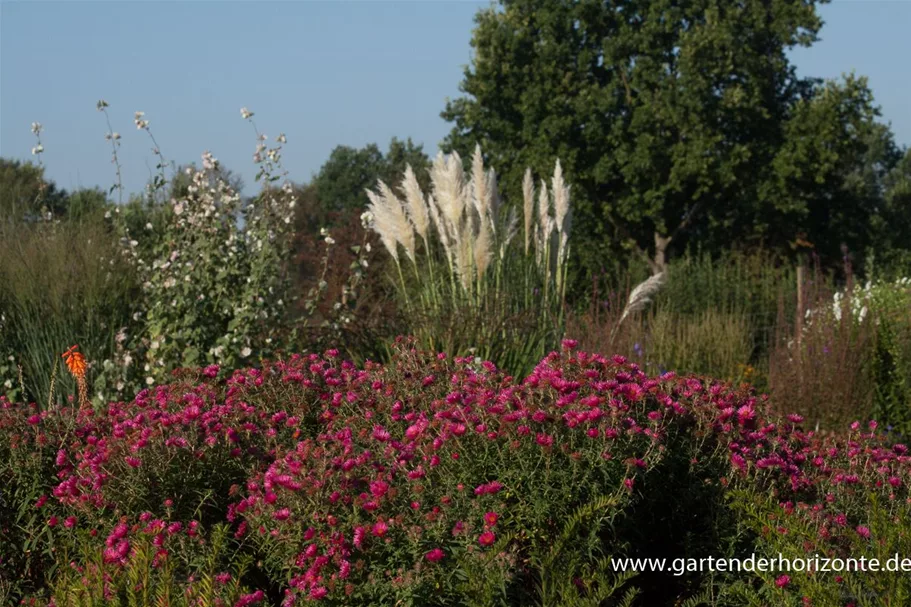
[62,345,86,379]
[62,345,90,410]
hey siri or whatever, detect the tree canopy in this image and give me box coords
[442,0,907,274]
[311,137,431,219]
[0,159,68,221]
[0,158,113,223]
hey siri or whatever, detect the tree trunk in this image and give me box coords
[653,232,671,275]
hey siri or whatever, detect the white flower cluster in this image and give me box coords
[134,111,150,130]
[805,277,911,327]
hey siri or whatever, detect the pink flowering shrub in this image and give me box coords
[0,398,76,600]
[197,339,775,604]
[49,372,284,525]
[725,419,911,605]
[236,342,665,604]
[5,339,911,605]
[46,522,261,607]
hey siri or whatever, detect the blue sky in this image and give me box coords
[2,0,909,198]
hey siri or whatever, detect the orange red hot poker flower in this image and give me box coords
[63,345,90,410]
[62,345,87,379]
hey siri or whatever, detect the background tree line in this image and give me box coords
[3,0,910,301]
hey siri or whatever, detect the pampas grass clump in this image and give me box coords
[364,145,572,374]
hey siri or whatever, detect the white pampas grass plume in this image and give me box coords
[500,206,519,260]
[552,160,570,235]
[537,179,550,234]
[378,181,416,264]
[455,232,473,289]
[471,144,489,221]
[427,193,452,262]
[431,150,466,234]
[474,214,492,279]
[558,229,570,270]
[617,272,666,327]
[486,166,501,234]
[551,160,572,271]
[523,168,534,255]
[366,188,400,263]
[535,180,552,268]
[366,180,416,265]
[400,164,430,243]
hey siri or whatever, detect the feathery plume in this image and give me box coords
[535,180,552,268]
[552,160,572,271]
[400,165,430,244]
[552,160,570,235]
[427,194,452,261]
[378,181,416,264]
[537,179,550,238]
[471,144,489,221]
[487,167,501,228]
[366,181,415,265]
[431,151,466,235]
[617,272,666,327]
[455,233,473,290]
[523,168,534,255]
[500,206,519,260]
[366,188,400,262]
[474,216,492,280]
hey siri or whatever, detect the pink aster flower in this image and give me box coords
[425,548,445,562]
[561,339,578,351]
[273,508,291,521]
[478,531,496,547]
[372,520,388,537]
[370,480,389,498]
[536,433,554,447]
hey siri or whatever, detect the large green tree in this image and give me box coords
[873,147,911,271]
[442,0,899,275]
[759,75,905,269]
